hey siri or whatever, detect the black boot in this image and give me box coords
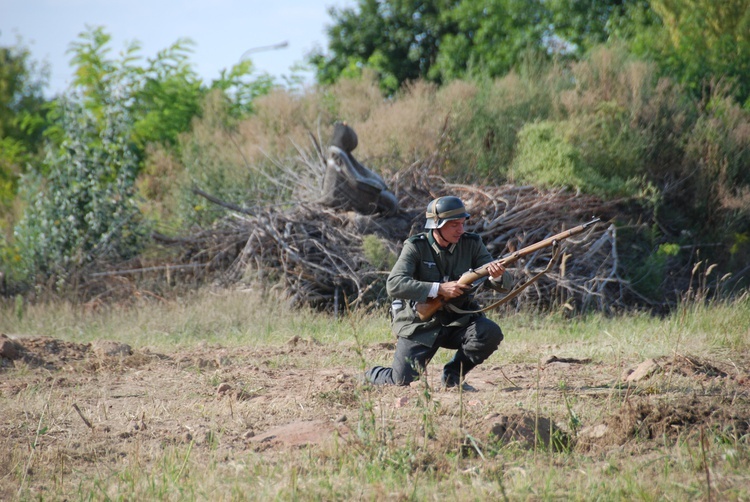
[442,352,476,388]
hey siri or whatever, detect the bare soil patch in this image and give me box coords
[2,333,748,497]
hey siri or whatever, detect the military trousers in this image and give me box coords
[364,316,503,386]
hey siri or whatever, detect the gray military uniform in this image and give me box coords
[365,231,512,386]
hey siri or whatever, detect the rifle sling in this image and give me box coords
[445,244,561,316]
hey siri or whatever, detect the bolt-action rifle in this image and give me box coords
[414,218,601,321]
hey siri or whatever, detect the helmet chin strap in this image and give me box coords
[434,226,449,247]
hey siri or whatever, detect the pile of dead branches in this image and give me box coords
[149,172,635,314]
[447,183,629,312]
[223,204,409,310]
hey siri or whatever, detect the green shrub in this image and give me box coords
[511,121,599,192]
[12,95,147,284]
[569,101,647,183]
[511,118,650,199]
[445,72,558,181]
[362,234,397,270]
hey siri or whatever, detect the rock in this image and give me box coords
[394,396,409,408]
[0,334,21,360]
[92,340,132,358]
[625,358,662,382]
[579,424,608,439]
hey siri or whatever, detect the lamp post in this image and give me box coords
[240,41,289,61]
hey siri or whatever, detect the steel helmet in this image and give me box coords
[425,196,470,229]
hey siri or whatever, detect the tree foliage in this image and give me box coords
[0,38,48,144]
[311,0,459,94]
[311,0,645,93]
[58,26,276,151]
[13,94,146,283]
[546,0,652,54]
[0,37,49,220]
[313,0,750,107]
[59,26,202,151]
[434,0,549,81]
[626,0,750,106]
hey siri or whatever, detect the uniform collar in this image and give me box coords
[427,230,457,254]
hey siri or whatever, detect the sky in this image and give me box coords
[1,0,355,96]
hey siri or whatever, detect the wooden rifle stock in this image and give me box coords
[414,218,601,321]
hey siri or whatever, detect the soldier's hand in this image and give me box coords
[438,281,470,299]
[486,262,506,279]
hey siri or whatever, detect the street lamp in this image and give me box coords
[240,41,289,61]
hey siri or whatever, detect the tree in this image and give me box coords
[0,36,49,224]
[432,0,549,81]
[61,26,204,150]
[626,0,750,105]
[61,26,276,151]
[211,59,275,118]
[311,0,646,93]
[546,0,652,55]
[312,0,460,94]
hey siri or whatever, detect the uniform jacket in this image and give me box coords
[386,231,513,347]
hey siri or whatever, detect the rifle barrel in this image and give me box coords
[471,218,600,278]
[415,218,601,321]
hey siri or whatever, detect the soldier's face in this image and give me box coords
[440,218,466,244]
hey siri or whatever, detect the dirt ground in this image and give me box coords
[1,332,749,499]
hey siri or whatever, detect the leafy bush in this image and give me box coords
[0,38,51,235]
[12,95,147,284]
[568,101,646,183]
[628,239,682,300]
[630,0,750,106]
[510,120,640,197]
[683,91,750,233]
[65,26,275,151]
[362,234,397,270]
[444,73,555,181]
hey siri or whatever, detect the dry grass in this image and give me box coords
[1,291,748,500]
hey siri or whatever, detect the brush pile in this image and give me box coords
[152,163,634,313]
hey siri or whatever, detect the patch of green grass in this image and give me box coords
[0,289,391,351]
